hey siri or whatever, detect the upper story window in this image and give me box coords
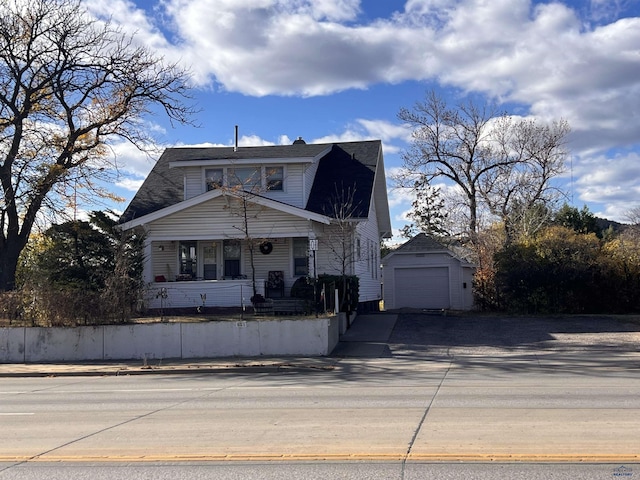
[205,168,223,190]
[228,166,261,190]
[266,166,283,191]
[205,166,284,192]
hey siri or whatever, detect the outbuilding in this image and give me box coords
[382,234,475,311]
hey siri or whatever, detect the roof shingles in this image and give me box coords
[120,140,382,224]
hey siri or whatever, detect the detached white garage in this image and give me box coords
[382,234,475,311]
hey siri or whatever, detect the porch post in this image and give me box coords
[143,238,154,285]
[309,238,318,317]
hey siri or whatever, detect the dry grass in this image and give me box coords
[0,306,318,327]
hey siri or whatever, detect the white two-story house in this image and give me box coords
[119,138,392,311]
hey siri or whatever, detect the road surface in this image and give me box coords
[1,313,639,478]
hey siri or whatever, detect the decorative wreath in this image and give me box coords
[259,241,273,255]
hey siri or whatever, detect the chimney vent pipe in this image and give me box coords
[234,125,238,152]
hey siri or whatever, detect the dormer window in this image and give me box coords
[228,166,261,190]
[205,168,223,190]
[205,166,284,192]
[266,166,283,191]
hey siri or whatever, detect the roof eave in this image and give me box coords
[120,189,332,230]
[169,157,315,168]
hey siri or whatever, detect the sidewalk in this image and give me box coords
[0,356,343,378]
[331,313,398,357]
[0,314,398,377]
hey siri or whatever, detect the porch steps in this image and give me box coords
[253,298,307,316]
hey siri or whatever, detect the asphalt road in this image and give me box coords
[0,461,635,479]
[1,313,640,479]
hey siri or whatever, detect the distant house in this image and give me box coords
[382,234,475,311]
[120,139,391,311]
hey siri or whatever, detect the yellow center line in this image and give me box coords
[1,453,639,463]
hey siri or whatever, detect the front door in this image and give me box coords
[223,239,241,278]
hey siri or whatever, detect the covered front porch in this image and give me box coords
[147,278,264,310]
[143,237,313,310]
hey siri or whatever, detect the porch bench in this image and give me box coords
[272,298,307,315]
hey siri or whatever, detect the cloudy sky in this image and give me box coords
[86,0,640,235]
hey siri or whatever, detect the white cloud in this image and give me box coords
[97,1,639,156]
[85,0,640,222]
[85,0,174,56]
[312,119,409,155]
[107,140,161,179]
[572,151,640,221]
[116,178,145,192]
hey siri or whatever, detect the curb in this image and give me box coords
[0,361,338,378]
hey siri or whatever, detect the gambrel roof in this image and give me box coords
[120,139,391,237]
[306,144,375,219]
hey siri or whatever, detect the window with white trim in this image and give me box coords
[203,245,217,280]
[179,241,197,278]
[228,166,261,190]
[223,239,242,278]
[205,168,223,191]
[266,166,284,191]
[205,166,284,192]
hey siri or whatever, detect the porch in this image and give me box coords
[147,237,312,310]
[146,278,266,310]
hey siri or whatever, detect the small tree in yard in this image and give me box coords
[401,180,449,239]
[219,166,282,301]
[320,183,361,315]
[0,0,193,291]
[225,192,266,300]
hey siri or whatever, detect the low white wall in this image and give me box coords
[0,317,338,363]
[104,323,182,360]
[25,326,104,362]
[0,328,26,363]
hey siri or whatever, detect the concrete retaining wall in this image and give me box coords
[0,316,339,363]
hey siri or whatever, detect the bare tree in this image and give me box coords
[398,90,569,245]
[625,206,640,227]
[480,117,569,243]
[320,183,361,314]
[321,184,358,276]
[398,91,496,242]
[225,192,266,299]
[0,0,193,290]
[221,166,282,299]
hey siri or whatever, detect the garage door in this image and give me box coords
[394,267,450,309]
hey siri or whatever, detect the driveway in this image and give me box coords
[333,312,640,365]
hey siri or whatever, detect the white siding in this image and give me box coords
[149,238,305,295]
[276,164,304,208]
[146,196,313,240]
[382,251,474,310]
[180,164,307,207]
[313,223,355,277]
[243,238,299,293]
[151,241,179,281]
[310,217,383,304]
[183,167,203,199]
[303,160,320,206]
[354,199,382,303]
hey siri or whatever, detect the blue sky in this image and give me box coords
[83,0,640,239]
